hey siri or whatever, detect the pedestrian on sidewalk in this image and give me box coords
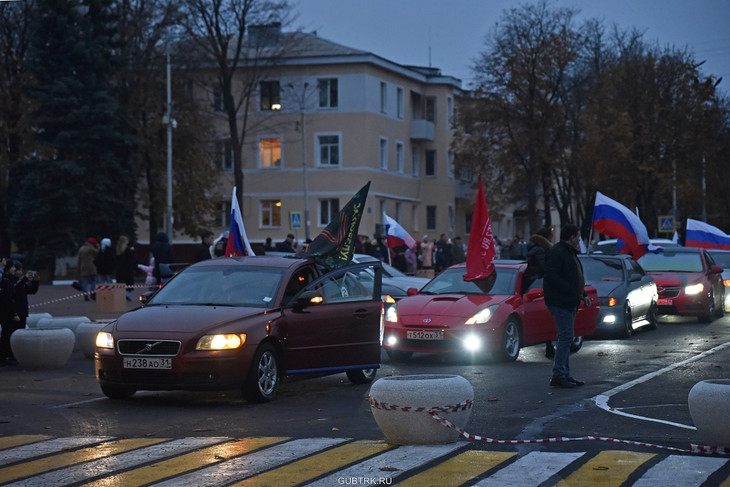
[77,238,99,301]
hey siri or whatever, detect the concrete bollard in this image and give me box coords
[688,379,730,448]
[37,316,91,350]
[10,328,76,368]
[75,321,110,359]
[369,374,473,445]
[26,313,53,329]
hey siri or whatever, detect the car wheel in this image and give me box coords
[699,290,716,323]
[570,335,583,353]
[346,368,377,384]
[646,301,658,330]
[619,302,633,338]
[244,343,279,403]
[714,288,725,318]
[498,317,521,362]
[100,384,136,400]
[385,349,413,362]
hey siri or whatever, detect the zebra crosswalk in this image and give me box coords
[0,435,728,486]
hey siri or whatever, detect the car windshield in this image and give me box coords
[418,267,518,295]
[708,251,730,268]
[148,265,285,308]
[581,257,624,282]
[639,252,703,272]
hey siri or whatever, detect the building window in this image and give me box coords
[447,96,453,126]
[259,137,281,168]
[448,204,454,232]
[425,96,436,122]
[396,87,404,119]
[396,142,404,173]
[447,152,454,179]
[220,201,232,227]
[260,80,281,111]
[379,138,388,171]
[395,202,402,222]
[215,139,233,171]
[425,150,436,176]
[380,81,387,114]
[261,200,281,227]
[411,147,419,177]
[211,83,224,112]
[318,78,338,108]
[426,206,437,231]
[316,133,340,166]
[319,198,340,226]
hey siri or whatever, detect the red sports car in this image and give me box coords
[638,247,724,322]
[95,256,384,402]
[383,262,599,362]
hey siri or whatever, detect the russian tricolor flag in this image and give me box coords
[591,192,654,260]
[383,213,416,249]
[225,187,255,257]
[685,218,730,250]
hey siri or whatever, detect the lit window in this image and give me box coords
[259,137,281,168]
[261,200,281,227]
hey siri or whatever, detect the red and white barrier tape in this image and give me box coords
[369,397,730,456]
[29,283,152,309]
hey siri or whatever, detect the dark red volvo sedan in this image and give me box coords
[95,256,383,402]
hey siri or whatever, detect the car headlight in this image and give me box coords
[385,304,398,323]
[684,283,704,296]
[95,331,114,349]
[196,334,247,350]
[465,305,499,325]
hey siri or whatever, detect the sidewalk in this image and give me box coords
[27,283,149,322]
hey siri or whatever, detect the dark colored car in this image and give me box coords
[382,262,599,362]
[95,256,384,402]
[579,254,658,338]
[704,249,730,312]
[638,247,724,322]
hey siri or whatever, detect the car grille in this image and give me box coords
[657,286,680,299]
[117,339,181,356]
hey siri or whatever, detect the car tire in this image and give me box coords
[385,349,413,362]
[346,368,377,384]
[100,384,136,400]
[646,302,658,330]
[569,335,583,353]
[498,317,521,362]
[714,288,725,318]
[699,291,716,323]
[244,343,279,403]
[619,303,633,338]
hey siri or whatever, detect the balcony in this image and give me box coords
[410,119,435,141]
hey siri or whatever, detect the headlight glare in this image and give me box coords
[385,305,398,323]
[465,305,498,325]
[684,283,704,295]
[196,333,246,350]
[95,331,114,349]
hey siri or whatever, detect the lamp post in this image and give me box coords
[288,82,311,241]
[163,50,175,239]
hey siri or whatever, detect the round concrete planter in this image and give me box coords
[369,374,473,445]
[37,316,90,333]
[75,321,109,359]
[10,328,76,368]
[26,313,53,329]
[689,379,730,447]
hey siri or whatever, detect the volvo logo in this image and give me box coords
[423,318,432,323]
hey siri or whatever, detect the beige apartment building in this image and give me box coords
[177,29,472,252]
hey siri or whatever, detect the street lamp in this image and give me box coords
[288,82,311,241]
[162,50,176,239]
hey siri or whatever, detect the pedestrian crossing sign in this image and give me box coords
[658,215,675,233]
[290,211,302,230]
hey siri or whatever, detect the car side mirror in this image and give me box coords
[406,287,419,296]
[710,264,723,274]
[294,290,323,309]
[629,274,641,282]
[139,291,153,304]
[524,288,543,301]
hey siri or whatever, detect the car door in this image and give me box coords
[520,277,557,345]
[281,263,383,374]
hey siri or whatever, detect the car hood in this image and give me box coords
[584,279,623,297]
[112,305,268,333]
[395,294,508,318]
[645,271,699,287]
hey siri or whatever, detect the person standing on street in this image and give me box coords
[77,238,99,301]
[544,224,590,389]
[194,230,214,262]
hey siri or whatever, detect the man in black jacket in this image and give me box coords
[544,224,590,389]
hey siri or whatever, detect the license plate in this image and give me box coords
[123,357,172,369]
[407,330,444,340]
[657,298,672,306]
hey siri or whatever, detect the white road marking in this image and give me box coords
[472,451,585,486]
[632,454,728,487]
[0,437,113,466]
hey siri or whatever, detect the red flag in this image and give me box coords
[464,175,496,290]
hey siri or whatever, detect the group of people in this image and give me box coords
[0,258,40,366]
[76,235,139,301]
